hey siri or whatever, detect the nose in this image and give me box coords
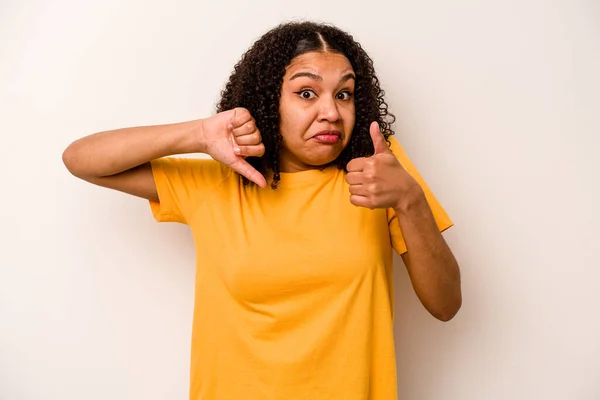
[317,95,341,122]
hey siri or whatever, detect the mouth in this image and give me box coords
[311,130,342,144]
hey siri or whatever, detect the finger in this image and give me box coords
[233,131,261,146]
[229,108,252,129]
[230,159,267,188]
[231,120,257,138]
[349,194,373,209]
[345,171,364,185]
[370,121,389,155]
[234,144,265,157]
[227,108,236,132]
[227,110,237,147]
[347,157,366,172]
[348,184,367,196]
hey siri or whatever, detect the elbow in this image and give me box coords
[433,264,463,322]
[434,305,461,322]
[431,292,462,322]
[62,146,75,173]
[62,148,80,177]
[62,142,87,178]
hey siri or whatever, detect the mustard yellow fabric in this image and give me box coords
[149,136,453,399]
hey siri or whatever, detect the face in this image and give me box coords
[278,51,356,172]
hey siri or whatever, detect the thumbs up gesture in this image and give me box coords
[346,122,419,210]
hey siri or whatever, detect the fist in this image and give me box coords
[346,122,419,209]
[201,108,266,188]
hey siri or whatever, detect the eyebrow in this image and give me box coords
[289,72,356,83]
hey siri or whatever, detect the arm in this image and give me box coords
[396,187,462,321]
[346,122,462,321]
[62,108,266,201]
[62,119,203,201]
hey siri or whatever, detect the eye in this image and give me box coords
[336,90,353,100]
[295,89,317,99]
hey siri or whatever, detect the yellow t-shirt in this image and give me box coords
[149,137,453,400]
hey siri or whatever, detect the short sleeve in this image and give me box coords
[149,157,232,224]
[386,136,454,255]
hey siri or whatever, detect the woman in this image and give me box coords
[63,20,461,400]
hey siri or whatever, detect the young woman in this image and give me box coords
[63,20,462,400]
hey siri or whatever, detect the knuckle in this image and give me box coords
[236,108,250,121]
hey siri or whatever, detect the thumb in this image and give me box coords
[230,158,267,188]
[370,121,388,155]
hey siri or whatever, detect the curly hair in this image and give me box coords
[216,20,395,188]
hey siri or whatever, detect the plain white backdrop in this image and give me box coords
[1,0,599,399]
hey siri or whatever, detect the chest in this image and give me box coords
[190,182,392,303]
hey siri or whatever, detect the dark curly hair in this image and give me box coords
[216,20,395,188]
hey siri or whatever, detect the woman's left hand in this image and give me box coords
[346,122,422,210]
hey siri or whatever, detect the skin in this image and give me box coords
[277,51,356,172]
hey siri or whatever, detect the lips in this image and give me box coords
[312,130,341,144]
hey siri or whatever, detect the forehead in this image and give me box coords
[285,51,354,76]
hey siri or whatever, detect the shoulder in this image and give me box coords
[386,135,409,159]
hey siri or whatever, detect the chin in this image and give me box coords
[303,153,341,167]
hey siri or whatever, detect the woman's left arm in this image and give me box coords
[395,188,462,321]
[346,122,462,321]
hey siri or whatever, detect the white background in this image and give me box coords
[1,0,599,399]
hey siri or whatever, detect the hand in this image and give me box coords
[346,122,420,209]
[200,108,267,188]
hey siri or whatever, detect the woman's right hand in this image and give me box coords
[200,108,267,188]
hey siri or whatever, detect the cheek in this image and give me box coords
[281,107,314,136]
[344,105,356,128]
[278,104,295,138]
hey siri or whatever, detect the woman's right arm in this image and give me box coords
[62,119,204,202]
[62,108,267,202]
